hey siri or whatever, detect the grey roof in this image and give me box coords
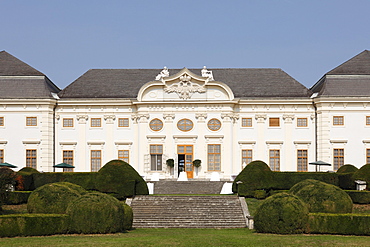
[311,50,370,96]
[0,77,60,99]
[59,68,311,99]
[0,51,60,99]
[0,51,44,76]
[327,50,370,75]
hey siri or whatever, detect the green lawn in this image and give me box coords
[1,228,370,247]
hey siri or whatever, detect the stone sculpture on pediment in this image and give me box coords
[155,66,170,81]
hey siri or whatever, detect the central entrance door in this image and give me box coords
[177,145,193,179]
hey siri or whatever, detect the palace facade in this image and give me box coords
[1,50,370,179]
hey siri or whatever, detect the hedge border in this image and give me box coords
[307,213,370,235]
[0,214,68,237]
[345,190,370,204]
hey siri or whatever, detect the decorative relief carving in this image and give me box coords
[282,114,295,123]
[163,113,175,122]
[221,113,239,123]
[164,74,206,100]
[104,115,116,124]
[76,115,88,124]
[55,115,60,121]
[133,114,149,123]
[195,113,208,122]
[255,114,267,123]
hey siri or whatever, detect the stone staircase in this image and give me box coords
[150,181,225,194]
[131,195,247,228]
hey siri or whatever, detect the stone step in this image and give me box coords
[150,181,225,194]
[131,195,247,228]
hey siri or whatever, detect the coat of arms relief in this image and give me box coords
[164,74,206,100]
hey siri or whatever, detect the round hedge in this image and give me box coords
[337,164,358,173]
[27,182,86,214]
[353,164,370,190]
[232,160,273,193]
[18,167,39,174]
[254,192,309,234]
[66,192,125,234]
[289,179,352,213]
[17,167,40,191]
[96,159,149,199]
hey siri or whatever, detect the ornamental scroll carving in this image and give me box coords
[164,74,206,100]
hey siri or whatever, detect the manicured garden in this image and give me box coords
[0,160,143,237]
[0,228,370,246]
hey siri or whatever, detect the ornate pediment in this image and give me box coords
[137,67,234,102]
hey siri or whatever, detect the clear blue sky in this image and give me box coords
[1,0,369,89]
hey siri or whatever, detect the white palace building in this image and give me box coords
[1,50,370,179]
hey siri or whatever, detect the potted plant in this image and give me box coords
[193,159,201,178]
[193,159,201,168]
[166,159,174,168]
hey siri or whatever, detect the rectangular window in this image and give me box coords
[118,150,129,163]
[118,118,129,127]
[297,150,308,172]
[150,145,163,171]
[366,116,370,126]
[269,149,280,171]
[63,118,74,128]
[63,150,74,172]
[333,116,344,126]
[269,118,280,127]
[367,149,370,164]
[297,118,308,127]
[91,150,101,172]
[242,149,253,166]
[333,148,344,171]
[208,144,221,171]
[91,118,101,127]
[26,149,37,169]
[0,149,3,163]
[242,118,252,127]
[26,117,37,126]
[0,117,3,126]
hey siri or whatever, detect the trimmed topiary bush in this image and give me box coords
[17,167,39,191]
[96,159,149,199]
[353,164,370,190]
[27,182,86,214]
[232,160,273,194]
[121,202,133,230]
[0,167,16,210]
[290,179,353,213]
[66,192,125,234]
[254,192,309,234]
[337,164,358,173]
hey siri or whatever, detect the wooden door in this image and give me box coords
[178,145,193,179]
